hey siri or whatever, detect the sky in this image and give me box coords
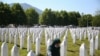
[1,0,100,15]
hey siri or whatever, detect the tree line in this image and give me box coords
[0,2,100,27]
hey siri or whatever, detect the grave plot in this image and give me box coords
[0,27,100,56]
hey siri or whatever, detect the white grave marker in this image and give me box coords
[36,37,40,55]
[95,35,98,50]
[11,45,19,56]
[79,43,87,56]
[14,35,18,45]
[73,34,76,44]
[90,37,95,56]
[1,42,8,56]
[27,36,31,52]
[60,40,66,56]
[27,50,35,56]
[20,35,24,49]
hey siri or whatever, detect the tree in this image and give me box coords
[60,10,69,25]
[78,14,93,27]
[11,3,27,25]
[39,9,56,26]
[0,2,5,25]
[4,4,13,24]
[92,10,100,26]
[53,11,62,25]
[0,2,12,25]
[39,9,49,25]
[25,8,39,26]
[68,12,81,26]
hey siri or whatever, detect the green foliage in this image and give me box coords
[25,8,39,25]
[54,11,62,25]
[39,9,81,26]
[39,9,56,26]
[78,14,93,27]
[0,2,12,25]
[92,14,100,26]
[60,10,69,25]
[11,3,27,25]
[92,10,100,26]
[68,12,79,26]
[0,2,99,27]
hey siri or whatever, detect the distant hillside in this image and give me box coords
[10,3,42,14]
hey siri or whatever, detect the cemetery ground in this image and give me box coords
[0,30,100,56]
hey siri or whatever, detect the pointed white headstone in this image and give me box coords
[63,36,67,56]
[27,50,35,56]
[73,34,76,44]
[80,32,82,41]
[47,39,52,54]
[47,39,51,48]
[1,42,8,56]
[20,35,24,49]
[5,33,7,42]
[95,35,98,50]
[11,45,19,56]
[95,34,100,50]
[88,33,91,41]
[11,34,14,43]
[84,31,87,39]
[64,38,67,56]
[9,33,12,43]
[79,43,87,56]
[32,33,35,44]
[45,33,48,45]
[1,33,4,42]
[90,37,95,56]
[14,35,18,45]
[60,41,65,56]
[27,36,31,52]
[36,37,40,55]
[99,34,100,50]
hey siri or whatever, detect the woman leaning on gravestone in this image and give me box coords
[47,38,61,56]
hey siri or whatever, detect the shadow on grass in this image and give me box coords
[76,43,81,46]
[67,50,75,52]
[16,44,27,49]
[37,53,44,56]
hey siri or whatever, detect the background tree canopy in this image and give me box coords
[11,3,27,25]
[0,2,100,27]
[92,13,100,26]
[78,14,93,27]
[25,8,39,26]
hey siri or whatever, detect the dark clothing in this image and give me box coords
[48,38,61,56]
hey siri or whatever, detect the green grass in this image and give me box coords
[0,30,100,56]
[67,30,90,56]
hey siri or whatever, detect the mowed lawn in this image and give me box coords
[0,30,100,56]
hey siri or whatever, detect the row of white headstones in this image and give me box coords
[70,28,100,56]
[0,28,66,56]
[0,27,100,56]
